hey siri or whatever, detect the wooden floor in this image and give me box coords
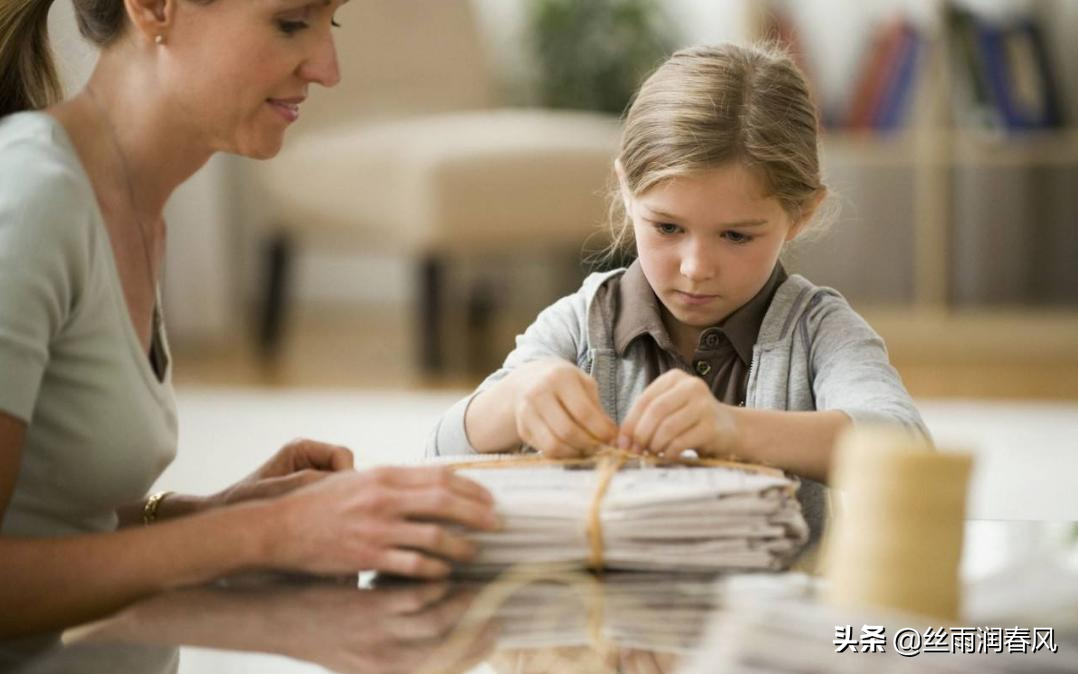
[172,303,1078,399]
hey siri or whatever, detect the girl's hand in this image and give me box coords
[209,438,355,508]
[508,359,618,458]
[268,466,500,579]
[618,370,738,460]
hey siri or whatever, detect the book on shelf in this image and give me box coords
[945,2,1065,132]
[844,18,923,132]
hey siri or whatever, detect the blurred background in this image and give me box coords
[48,0,1078,397]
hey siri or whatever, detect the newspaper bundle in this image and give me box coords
[444,458,809,573]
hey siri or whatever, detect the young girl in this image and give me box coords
[427,43,927,543]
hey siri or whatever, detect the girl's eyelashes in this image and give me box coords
[651,223,752,244]
[332,18,342,28]
[723,231,753,244]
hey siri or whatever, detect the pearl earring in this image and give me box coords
[155,35,165,45]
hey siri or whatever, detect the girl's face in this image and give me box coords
[163,0,346,158]
[625,163,807,331]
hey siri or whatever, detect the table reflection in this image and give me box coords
[10,563,1075,674]
[7,567,741,674]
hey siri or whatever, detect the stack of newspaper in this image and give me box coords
[440,457,809,573]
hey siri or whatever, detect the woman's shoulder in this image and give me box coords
[0,112,96,245]
[0,112,91,200]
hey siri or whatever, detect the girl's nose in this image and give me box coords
[679,240,716,281]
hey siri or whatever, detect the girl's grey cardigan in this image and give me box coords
[428,269,928,545]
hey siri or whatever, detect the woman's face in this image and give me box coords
[625,163,804,330]
[163,0,346,158]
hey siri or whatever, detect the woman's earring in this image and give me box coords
[155,35,165,45]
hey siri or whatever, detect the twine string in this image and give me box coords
[450,446,782,571]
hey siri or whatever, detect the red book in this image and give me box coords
[846,18,907,128]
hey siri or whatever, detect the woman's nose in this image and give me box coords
[299,32,341,88]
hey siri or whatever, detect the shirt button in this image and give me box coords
[703,332,721,349]
[695,360,712,376]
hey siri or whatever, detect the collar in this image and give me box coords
[612,260,787,364]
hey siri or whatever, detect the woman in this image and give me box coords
[0,0,498,640]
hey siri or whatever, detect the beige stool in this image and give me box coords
[254,0,621,371]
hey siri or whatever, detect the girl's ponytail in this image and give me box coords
[0,0,61,117]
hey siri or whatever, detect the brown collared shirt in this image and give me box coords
[609,260,788,406]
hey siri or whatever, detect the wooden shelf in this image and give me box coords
[821,131,917,166]
[949,128,1078,166]
[822,128,1078,166]
[757,1,1076,370]
[861,307,1078,363]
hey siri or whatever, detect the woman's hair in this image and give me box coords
[0,0,205,117]
[1,0,61,117]
[605,42,828,254]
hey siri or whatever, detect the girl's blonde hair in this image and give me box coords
[606,42,827,253]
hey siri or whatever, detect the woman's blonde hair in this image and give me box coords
[606,42,827,254]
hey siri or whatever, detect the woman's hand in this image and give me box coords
[208,438,355,508]
[618,370,738,460]
[508,359,618,459]
[268,465,500,578]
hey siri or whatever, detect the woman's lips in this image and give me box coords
[267,99,302,122]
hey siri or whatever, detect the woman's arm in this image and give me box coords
[0,412,499,639]
[1,411,265,636]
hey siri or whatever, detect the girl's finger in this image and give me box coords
[559,376,617,444]
[534,390,602,451]
[659,419,710,460]
[522,407,583,459]
[648,405,702,455]
[619,372,681,447]
[629,386,687,452]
